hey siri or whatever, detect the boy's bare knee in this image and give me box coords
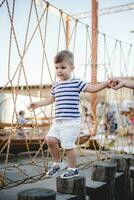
[46,136,58,146]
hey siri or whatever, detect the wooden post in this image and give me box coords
[56,192,78,200]
[91,0,98,119]
[130,156,134,166]
[66,16,70,49]
[130,166,134,200]
[115,172,125,200]
[111,154,132,172]
[56,176,86,200]
[111,154,133,200]
[91,161,116,200]
[86,180,107,200]
[18,188,56,200]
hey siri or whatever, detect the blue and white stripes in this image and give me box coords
[51,78,88,119]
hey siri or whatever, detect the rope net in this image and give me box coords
[0,0,134,189]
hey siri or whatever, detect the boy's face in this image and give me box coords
[55,61,74,81]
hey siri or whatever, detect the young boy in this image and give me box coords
[110,78,134,90]
[16,110,27,136]
[28,50,110,179]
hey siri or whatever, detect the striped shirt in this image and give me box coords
[51,78,88,119]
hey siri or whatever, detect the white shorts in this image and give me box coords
[46,118,81,149]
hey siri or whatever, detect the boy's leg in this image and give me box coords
[46,136,61,162]
[66,148,77,168]
[59,119,81,179]
[46,136,65,177]
[60,148,80,179]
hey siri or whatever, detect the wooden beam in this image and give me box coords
[0,122,50,129]
[91,0,98,119]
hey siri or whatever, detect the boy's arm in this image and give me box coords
[124,80,134,89]
[111,78,134,90]
[84,81,109,93]
[28,96,55,110]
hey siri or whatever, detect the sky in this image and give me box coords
[0,0,134,87]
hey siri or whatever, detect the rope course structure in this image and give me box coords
[0,0,134,189]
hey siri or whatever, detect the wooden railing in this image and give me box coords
[0,122,50,129]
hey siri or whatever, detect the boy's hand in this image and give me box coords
[109,79,118,88]
[28,103,38,110]
[109,78,123,90]
[107,77,118,89]
[106,80,112,88]
[110,81,118,88]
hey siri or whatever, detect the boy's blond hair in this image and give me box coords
[54,50,74,65]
